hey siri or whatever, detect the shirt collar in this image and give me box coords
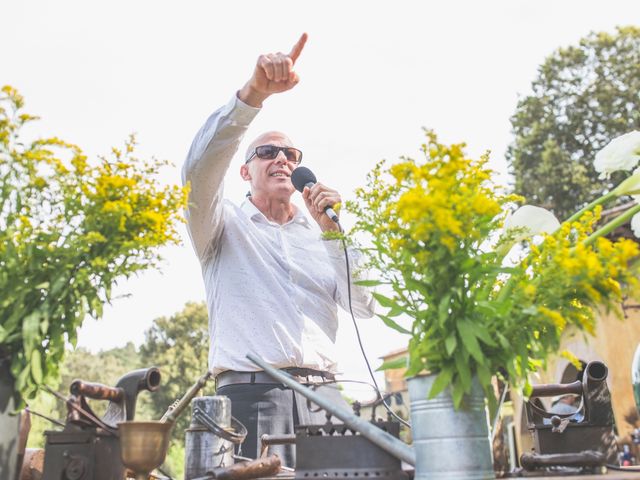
[241,199,311,228]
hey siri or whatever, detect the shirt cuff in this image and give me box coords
[223,92,261,126]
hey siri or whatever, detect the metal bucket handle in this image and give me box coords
[193,407,247,444]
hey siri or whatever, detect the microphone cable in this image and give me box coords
[335,221,411,429]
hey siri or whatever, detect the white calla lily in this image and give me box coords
[594,131,640,179]
[631,212,640,238]
[504,205,561,240]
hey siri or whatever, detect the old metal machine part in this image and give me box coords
[190,455,282,480]
[185,396,248,479]
[118,420,172,480]
[257,395,407,479]
[42,367,161,480]
[70,367,161,427]
[522,360,617,470]
[260,434,296,458]
[295,419,407,480]
[246,353,416,467]
[520,450,606,470]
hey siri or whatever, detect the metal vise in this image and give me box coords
[42,367,161,480]
[522,360,618,469]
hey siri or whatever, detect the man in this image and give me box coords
[182,33,375,466]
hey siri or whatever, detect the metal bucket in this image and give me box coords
[408,374,495,479]
[184,396,234,479]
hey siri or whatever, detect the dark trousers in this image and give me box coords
[216,382,347,468]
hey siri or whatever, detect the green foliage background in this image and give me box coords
[507,26,640,220]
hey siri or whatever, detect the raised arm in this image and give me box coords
[182,97,259,258]
[182,34,308,258]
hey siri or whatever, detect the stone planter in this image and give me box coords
[0,356,20,480]
[407,374,495,479]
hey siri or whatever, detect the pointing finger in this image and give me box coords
[289,33,308,64]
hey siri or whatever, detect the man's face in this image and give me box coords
[241,132,299,199]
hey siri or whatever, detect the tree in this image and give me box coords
[0,86,189,403]
[139,301,210,477]
[139,302,210,427]
[507,26,640,221]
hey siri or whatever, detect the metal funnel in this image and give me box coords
[118,421,172,480]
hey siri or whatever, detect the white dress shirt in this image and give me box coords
[182,95,375,375]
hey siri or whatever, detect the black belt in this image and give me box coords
[215,367,335,389]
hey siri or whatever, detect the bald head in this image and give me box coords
[245,131,295,162]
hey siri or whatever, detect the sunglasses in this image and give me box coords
[246,145,303,165]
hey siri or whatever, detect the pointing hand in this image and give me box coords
[239,33,308,107]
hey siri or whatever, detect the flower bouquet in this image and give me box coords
[349,130,640,412]
[0,86,189,404]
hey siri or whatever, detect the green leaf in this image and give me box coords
[428,368,453,399]
[22,311,41,356]
[15,364,31,392]
[457,320,485,364]
[452,380,465,408]
[496,332,510,349]
[476,300,497,316]
[30,349,43,384]
[437,293,452,327]
[377,314,411,335]
[454,349,472,391]
[523,380,533,398]
[478,265,519,275]
[405,277,430,297]
[477,362,492,390]
[377,356,408,371]
[40,317,50,335]
[354,279,383,287]
[372,292,396,309]
[467,321,497,347]
[444,333,457,356]
[90,296,104,318]
[50,274,67,296]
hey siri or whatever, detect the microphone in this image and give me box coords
[291,166,339,223]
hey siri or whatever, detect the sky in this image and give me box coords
[5,1,640,400]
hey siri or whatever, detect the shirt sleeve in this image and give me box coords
[322,239,376,319]
[182,95,260,259]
